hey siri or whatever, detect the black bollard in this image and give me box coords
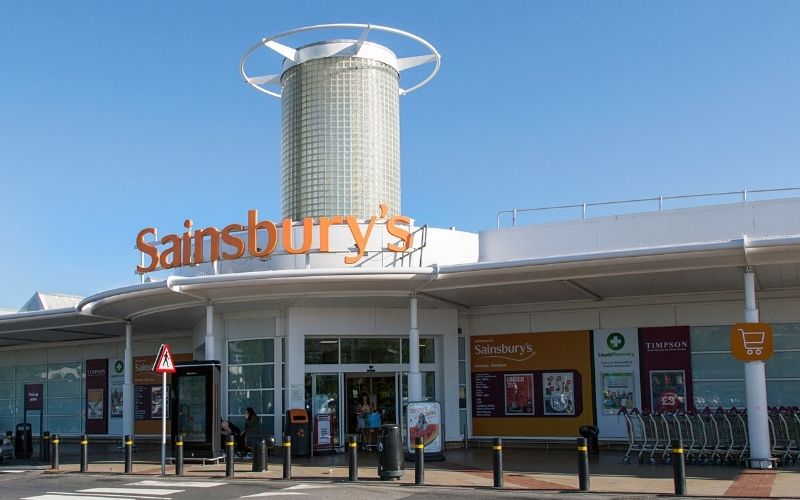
[265,436,275,471]
[80,435,89,473]
[124,435,133,474]
[577,437,590,492]
[225,434,235,478]
[415,436,425,486]
[492,437,503,488]
[253,437,266,473]
[282,434,292,480]
[671,439,687,496]
[51,434,60,470]
[348,435,358,482]
[42,431,50,464]
[175,435,184,476]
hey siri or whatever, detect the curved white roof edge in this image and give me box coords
[442,235,800,274]
[2,233,796,326]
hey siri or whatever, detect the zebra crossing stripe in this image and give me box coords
[129,480,225,488]
[79,487,183,495]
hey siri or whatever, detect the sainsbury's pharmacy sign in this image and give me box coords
[136,204,413,273]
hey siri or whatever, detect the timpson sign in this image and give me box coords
[136,204,413,273]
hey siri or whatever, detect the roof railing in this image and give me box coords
[497,187,800,228]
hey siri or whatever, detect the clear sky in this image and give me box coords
[1,1,798,309]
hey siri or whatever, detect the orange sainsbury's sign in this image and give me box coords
[136,204,413,273]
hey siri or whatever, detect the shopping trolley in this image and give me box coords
[621,408,648,464]
[712,407,734,464]
[728,408,749,465]
[769,408,795,465]
[738,328,766,356]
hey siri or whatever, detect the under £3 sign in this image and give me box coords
[730,323,774,362]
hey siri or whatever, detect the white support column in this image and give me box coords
[205,304,215,361]
[123,321,134,441]
[743,269,772,469]
[408,295,422,402]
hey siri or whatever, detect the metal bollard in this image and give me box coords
[252,437,266,472]
[51,434,60,470]
[671,439,687,496]
[347,435,358,481]
[265,436,275,471]
[282,434,292,480]
[225,434,235,478]
[492,437,503,488]
[415,436,425,485]
[577,437,590,492]
[42,431,50,463]
[175,435,184,476]
[80,435,89,473]
[124,435,133,474]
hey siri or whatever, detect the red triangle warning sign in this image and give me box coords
[153,343,177,373]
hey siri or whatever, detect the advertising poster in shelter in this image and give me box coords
[639,327,693,412]
[85,359,108,434]
[593,328,641,439]
[471,331,594,437]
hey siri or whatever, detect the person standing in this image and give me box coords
[242,407,262,458]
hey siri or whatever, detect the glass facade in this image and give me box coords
[691,324,800,408]
[280,55,401,220]
[228,339,275,435]
[305,337,435,365]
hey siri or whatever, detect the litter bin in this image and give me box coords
[377,424,404,480]
[285,409,311,457]
[15,423,32,459]
[579,425,600,455]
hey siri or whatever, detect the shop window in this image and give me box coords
[228,339,276,436]
[305,339,340,364]
[401,338,435,364]
[458,336,468,436]
[341,338,400,364]
[228,339,275,365]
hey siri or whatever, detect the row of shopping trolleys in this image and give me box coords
[620,407,800,466]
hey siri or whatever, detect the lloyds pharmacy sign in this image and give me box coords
[136,204,414,272]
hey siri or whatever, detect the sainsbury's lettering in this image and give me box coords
[136,204,413,273]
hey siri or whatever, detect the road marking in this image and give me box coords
[129,480,225,488]
[79,488,183,496]
[285,484,328,490]
[24,495,145,500]
[0,469,29,473]
[240,493,308,498]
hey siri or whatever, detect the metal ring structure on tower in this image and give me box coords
[240,23,441,98]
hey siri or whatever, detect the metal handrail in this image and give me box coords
[497,187,800,228]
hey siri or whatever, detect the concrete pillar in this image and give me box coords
[743,269,772,469]
[205,304,215,360]
[408,295,422,402]
[123,321,134,441]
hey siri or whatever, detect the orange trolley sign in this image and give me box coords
[730,323,774,362]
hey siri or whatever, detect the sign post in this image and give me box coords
[153,344,176,476]
[24,384,43,459]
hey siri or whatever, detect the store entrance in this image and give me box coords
[345,373,398,436]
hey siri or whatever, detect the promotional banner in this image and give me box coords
[639,327,693,412]
[406,401,443,458]
[593,328,641,439]
[132,352,191,434]
[85,359,108,434]
[471,331,593,437]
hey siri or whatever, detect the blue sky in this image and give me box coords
[1,2,798,309]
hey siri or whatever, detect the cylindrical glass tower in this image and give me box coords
[280,41,400,220]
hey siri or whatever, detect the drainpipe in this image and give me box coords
[123,320,134,444]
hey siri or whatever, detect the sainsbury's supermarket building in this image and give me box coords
[1,24,798,469]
